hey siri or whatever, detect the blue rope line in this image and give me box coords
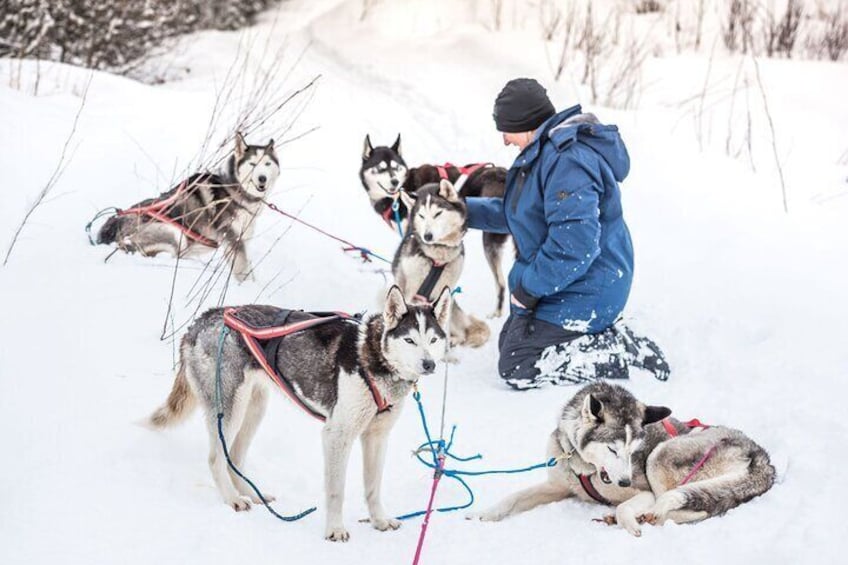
[214,325,316,522]
[392,199,404,238]
[396,389,556,521]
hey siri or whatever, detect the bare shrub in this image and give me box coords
[763,0,803,58]
[0,1,277,73]
[539,0,562,40]
[635,0,663,14]
[820,7,848,61]
[723,0,757,54]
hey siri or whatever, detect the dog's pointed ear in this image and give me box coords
[383,285,408,330]
[438,179,459,202]
[399,190,416,211]
[391,133,402,156]
[266,138,275,151]
[235,132,247,160]
[643,405,672,425]
[432,286,452,332]
[363,134,374,161]
[582,393,604,422]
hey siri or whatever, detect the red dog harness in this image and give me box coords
[223,308,391,422]
[662,417,716,485]
[435,162,491,190]
[117,180,219,248]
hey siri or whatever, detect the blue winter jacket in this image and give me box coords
[467,105,633,333]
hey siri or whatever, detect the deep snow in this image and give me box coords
[1,1,847,564]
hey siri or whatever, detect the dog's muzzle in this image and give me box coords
[421,359,436,374]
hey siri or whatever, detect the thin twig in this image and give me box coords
[3,72,92,267]
[750,55,789,213]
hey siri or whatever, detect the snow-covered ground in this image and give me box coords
[1,1,847,563]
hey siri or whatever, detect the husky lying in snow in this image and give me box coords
[392,180,490,348]
[148,286,451,542]
[475,383,775,536]
[361,134,510,318]
[97,133,279,281]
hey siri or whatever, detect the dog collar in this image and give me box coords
[574,472,613,506]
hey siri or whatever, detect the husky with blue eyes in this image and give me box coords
[148,286,452,541]
[96,132,279,281]
[474,382,775,536]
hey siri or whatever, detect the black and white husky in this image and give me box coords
[361,134,509,318]
[475,383,775,536]
[147,286,451,542]
[393,180,490,348]
[96,133,279,281]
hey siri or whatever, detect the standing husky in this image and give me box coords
[475,383,775,536]
[393,180,490,348]
[148,286,451,542]
[361,134,509,317]
[96,133,279,281]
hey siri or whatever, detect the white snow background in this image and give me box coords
[1,1,847,563]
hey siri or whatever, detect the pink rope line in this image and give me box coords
[680,445,717,486]
[264,201,389,263]
[412,453,446,565]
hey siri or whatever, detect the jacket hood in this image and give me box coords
[541,105,630,182]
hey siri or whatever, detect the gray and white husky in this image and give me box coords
[475,383,775,536]
[97,133,279,281]
[147,286,451,542]
[361,135,509,318]
[393,180,490,348]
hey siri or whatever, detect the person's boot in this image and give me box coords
[615,322,671,381]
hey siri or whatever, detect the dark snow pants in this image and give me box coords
[498,313,670,390]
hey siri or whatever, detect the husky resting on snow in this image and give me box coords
[148,286,451,542]
[97,133,279,281]
[392,180,490,348]
[475,382,775,536]
[361,134,510,318]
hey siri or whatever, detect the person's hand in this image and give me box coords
[510,294,526,309]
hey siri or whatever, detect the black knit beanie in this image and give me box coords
[493,78,556,133]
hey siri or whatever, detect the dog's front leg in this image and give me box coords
[361,417,401,532]
[322,423,357,542]
[472,480,570,522]
[614,491,656,537]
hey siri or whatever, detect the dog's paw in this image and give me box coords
[249,493,275,504]
[371,517,401,532]
[469,510,501,522]
[638,512,658,526]
[325,527,350,542]
[229,497,252,512]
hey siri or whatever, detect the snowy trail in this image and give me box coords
[1,1,847,564]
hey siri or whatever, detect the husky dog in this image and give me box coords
[148,286,451,542]
[361,134,509,318]
[392,180,489,348]
[97,133,279,281]
[475,383,775,536]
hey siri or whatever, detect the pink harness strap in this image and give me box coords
[118,180,219,248]
[660,417,716,486]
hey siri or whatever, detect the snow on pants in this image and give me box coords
[498,313,669,390]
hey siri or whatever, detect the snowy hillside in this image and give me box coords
[1,1,847,564]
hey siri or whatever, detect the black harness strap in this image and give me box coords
[415,262,446,302]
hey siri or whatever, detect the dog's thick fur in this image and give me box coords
[361,134,509,318]
[392,180,490,348]
[148,286,451,542]
[476,383,775,536]
[98,133,279,281]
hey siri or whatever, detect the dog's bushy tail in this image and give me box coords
[97,216,123,245]
[148,362,196,428]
